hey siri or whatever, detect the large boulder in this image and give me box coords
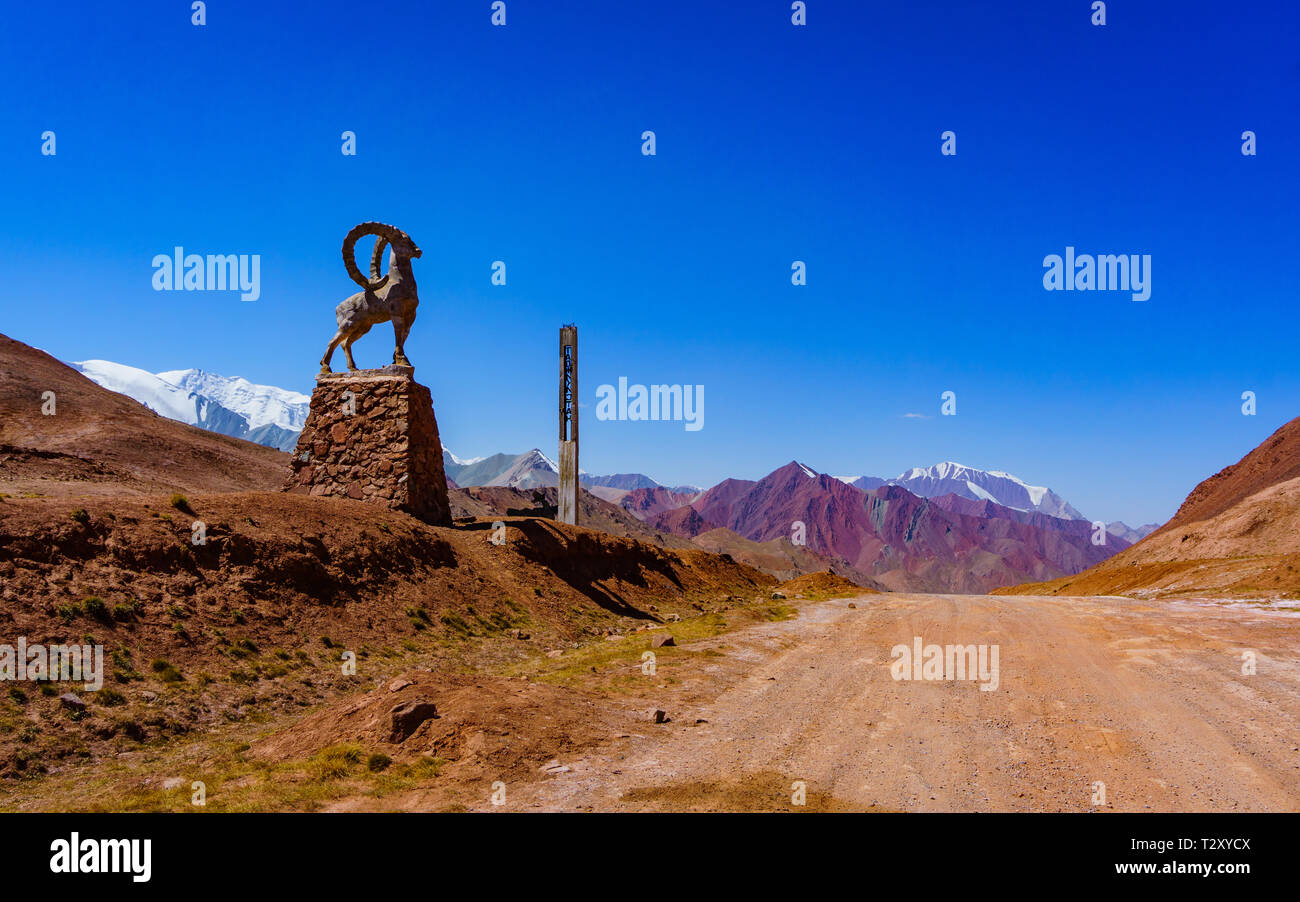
[388,699,439,742]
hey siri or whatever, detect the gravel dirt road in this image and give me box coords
[490,593,1300,812]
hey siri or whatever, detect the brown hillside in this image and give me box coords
[1163,415,1300,531]
[0,490,774,778]
[997,476,1300,599]
[0,492,773,651]
[0,333,286,497]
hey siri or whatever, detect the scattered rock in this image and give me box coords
[541,760,571,774]
[388,698,439,742]
[847,603,857,609]
[771,591,787,600]
[162,777,184,790]
[387,678,412,693]
[654,709,671,724]
[545,650,563,658]
[665,613,681,623]
[507,629,531,640]
[59,693,85,712]
[651,634,676,648]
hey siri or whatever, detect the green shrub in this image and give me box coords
[83,596,110,622]
[367,753,392,772]
[228,638,258,659]
[150,659,183,683]
[169,493,192,514]
[112,601,140,621]
[441,613,474,637]
[110,647,142,683]
[311,744,364,780]
[70,508,89,524]
[95,688,126,707]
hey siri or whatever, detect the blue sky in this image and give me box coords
[2,0,1297,524]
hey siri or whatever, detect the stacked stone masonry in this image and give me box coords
[284,365,451,526]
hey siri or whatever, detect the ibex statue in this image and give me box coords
[321,222,422,373]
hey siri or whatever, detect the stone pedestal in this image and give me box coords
[284,365,451,526]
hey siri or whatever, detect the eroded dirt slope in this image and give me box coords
[0,490,773,779]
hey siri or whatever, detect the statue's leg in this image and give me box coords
[392,318,411,366]
[341,322,372,371]
[320,330,345,374]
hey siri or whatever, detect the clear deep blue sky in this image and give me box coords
[2,0,1297,524]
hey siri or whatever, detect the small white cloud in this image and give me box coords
[901,412,930,419]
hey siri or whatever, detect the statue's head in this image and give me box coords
[391,232,422,260]
[342,222,421,289]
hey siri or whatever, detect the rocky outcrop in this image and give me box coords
[388,699,439,742]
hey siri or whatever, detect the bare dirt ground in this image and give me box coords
[430,592,1300,812]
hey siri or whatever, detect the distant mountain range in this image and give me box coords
[627,461,1135,594]
[849,461,1085,520]
[836,461,1156,541]
[70,358,1157,560]
[443,448,560,490]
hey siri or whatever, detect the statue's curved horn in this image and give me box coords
[342,222,391,290]
[369,223,419,278]
[369,235,389,283]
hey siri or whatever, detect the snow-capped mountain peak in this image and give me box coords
[441,445,486,467]
[522,448,559,473]
[73,359,204,425]
[156,368,308,432]
[889,461,1084,521]
[71,359,309,452]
